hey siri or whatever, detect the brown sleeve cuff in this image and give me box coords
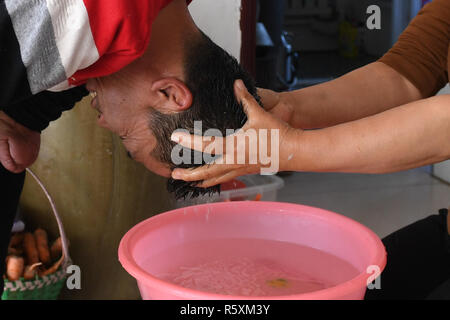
[379,49,447,98]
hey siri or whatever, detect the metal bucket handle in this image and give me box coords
[25,168,72,270]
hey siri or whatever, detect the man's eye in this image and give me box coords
[126,151,133,159]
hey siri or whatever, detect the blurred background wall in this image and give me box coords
[189,0,242,60]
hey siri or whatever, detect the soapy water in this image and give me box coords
[160,257,325,296]
[144,238,360,297]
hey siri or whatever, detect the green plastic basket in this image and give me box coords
[2,169,72,300]
[2,268,66,300]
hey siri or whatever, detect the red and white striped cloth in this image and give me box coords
[4,0,178,94]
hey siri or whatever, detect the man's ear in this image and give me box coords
[151,78,193,112]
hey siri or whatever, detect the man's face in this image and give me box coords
[85,69,172,178]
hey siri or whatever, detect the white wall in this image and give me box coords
[433,84,450,183]
[188,0,242,60]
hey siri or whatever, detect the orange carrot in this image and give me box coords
[7,247,23,256]
[23,232,39,265]
[6,256,24,281]
[34,228,51,266]
[23,263,43,280]
[7,233,24,256]
[50,237,62,262]
[253,194,262,201]
[9,232,24,248]
[39,256,64,277]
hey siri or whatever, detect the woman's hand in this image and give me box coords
[0,111,41,173]
[258,88,295,125]
[170,80,302,188]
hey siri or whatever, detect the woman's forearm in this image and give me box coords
[283,62,423,129]
[288,95,450,173]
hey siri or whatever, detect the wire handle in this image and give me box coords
[25,168,72,270]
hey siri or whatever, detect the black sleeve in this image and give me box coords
[1,86,89,132]
[0,0,34,106]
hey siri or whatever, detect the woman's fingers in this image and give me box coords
[172,160,256,189]
[172,160,238,183]
[171,131,226,155]
[200,167,254,188]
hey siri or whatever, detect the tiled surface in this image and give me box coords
[276,169,450,238]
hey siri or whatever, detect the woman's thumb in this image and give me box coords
[234,80,261,118]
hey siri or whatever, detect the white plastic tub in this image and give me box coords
[175,174,285,207]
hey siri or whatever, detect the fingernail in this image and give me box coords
[235,79,245,91]
[172,171,181,179]
[171,132,181,143]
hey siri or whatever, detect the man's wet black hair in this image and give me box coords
[150,31,261,200]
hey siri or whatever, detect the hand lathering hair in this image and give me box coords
[150,31,261,200]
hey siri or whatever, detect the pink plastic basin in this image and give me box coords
[118,202,386,300]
